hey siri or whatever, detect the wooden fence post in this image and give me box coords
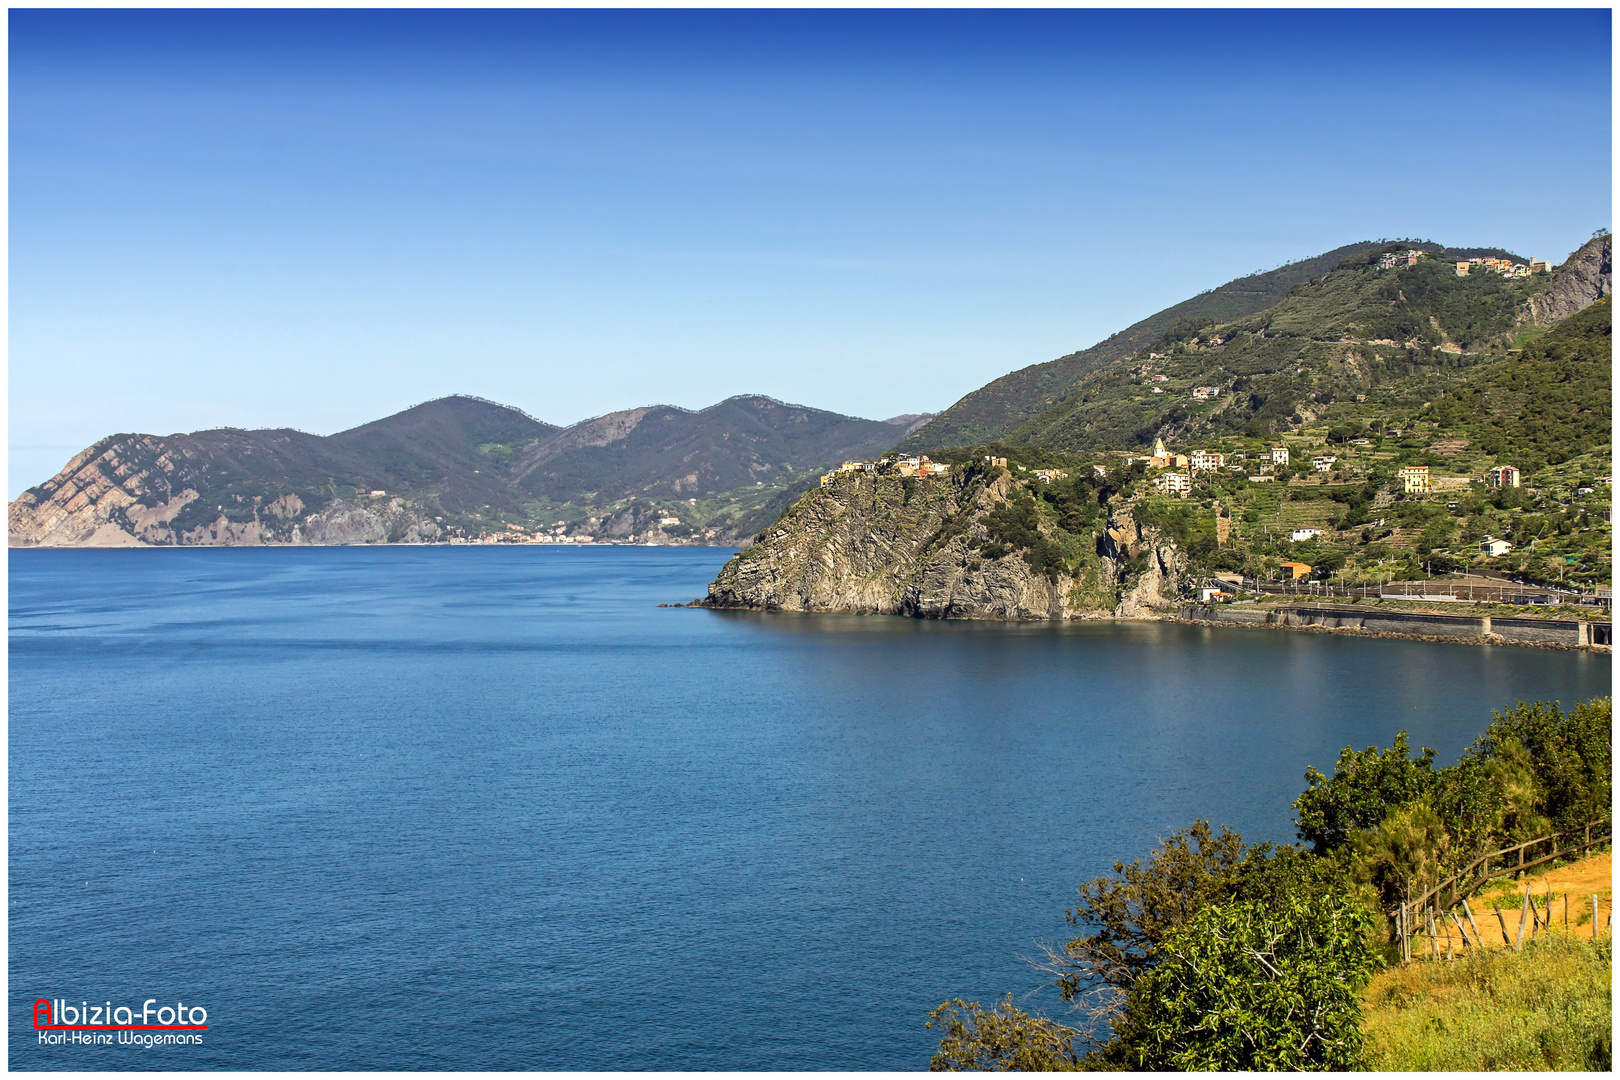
[1516,885,1531,949]
[1461,899,1484,948]
[1494,904,1511,946]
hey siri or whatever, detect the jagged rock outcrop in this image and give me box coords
[1101,505,1188,617]
[1520,234,1612,327]
[703,468,1184,620]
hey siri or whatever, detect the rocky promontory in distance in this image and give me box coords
[9,395,933,548]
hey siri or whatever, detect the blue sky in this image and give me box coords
[9,9,1612,496]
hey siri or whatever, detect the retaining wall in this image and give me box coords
[1177,604,1606,649]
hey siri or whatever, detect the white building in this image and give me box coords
[1191,450,1225,472]
[1480,536,1514,557]
[1155,472,1192,495]
[1312,456,1337,472]
[1269,446,1290,467]
[1291,528,1322,542]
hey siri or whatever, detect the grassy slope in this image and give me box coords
[1363,849,1613,1070]
[898,241,1388,452]
[1363,935,1611,1070]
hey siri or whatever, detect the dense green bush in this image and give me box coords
[1470,699,1612,831]
[1116,889,1377,1070]
[1293,731,1440,854]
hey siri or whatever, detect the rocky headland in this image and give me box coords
[702,462,1183,620]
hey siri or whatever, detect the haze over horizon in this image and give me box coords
[10,8,1612,497]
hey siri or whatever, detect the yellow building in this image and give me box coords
[1401,465,1431,494]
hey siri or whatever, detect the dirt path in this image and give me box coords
[1419,851,1611,955]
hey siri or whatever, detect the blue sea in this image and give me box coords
[9,546,1610,1069]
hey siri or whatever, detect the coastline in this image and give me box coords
[692,598,1610,652]
[1172,606,1610,653]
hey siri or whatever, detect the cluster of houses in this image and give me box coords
[1373,248,1555,279]
[456,528,596,546]
[1377,249,1426,270]
[1139,439,1308,494]
[821,454,951,487]
[1456,256,1552,278]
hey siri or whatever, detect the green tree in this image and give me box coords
[926,997,1080,1071]
[1113,888,1378,1070]
[1468,698,1612,830]
[1350,799,1449,913]
[1293,731,1439,854]
[1043,821,1246,1018]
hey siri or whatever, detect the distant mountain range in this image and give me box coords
[9,395,931,547]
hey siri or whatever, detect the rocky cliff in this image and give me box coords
[1101,504,1189,617]
[1520,234,1612,326]
[8,433,442,548]
[702,465,1185,620]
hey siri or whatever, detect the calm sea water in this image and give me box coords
[9,547,1610,1069]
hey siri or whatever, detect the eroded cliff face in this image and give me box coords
[1520,235,1612,327]
[8,435,441,548]
[1101,505,1188,617]
[702,469,1186,620]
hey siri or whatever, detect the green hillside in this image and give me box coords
[901,251,1611,591]
[1427,296,1612,473]
[1008,243,1556,450]
[901,241,1402,452]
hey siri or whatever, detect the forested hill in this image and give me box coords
[1426,294,1611,473]
[9,394,907,547]
[1003,236,1603,451]
[900,241,1392,452]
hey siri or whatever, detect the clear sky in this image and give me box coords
[9,9,1612,496]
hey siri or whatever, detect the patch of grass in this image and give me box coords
[1362,934,1612,1070]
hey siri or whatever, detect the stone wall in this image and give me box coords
[1178,603,1606,650]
